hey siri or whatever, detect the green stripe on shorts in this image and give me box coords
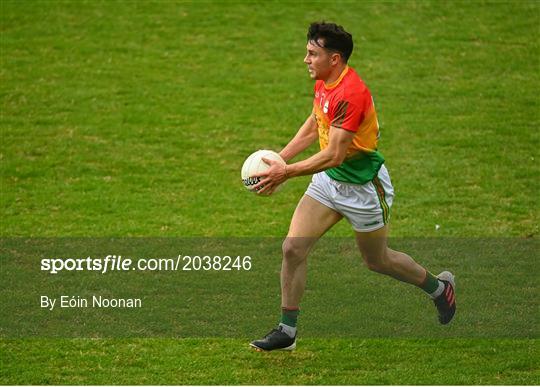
[372,176,390,224]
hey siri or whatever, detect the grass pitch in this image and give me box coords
[1,339,537,385]
[1,0,539,385]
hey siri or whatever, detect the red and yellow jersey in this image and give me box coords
[313,66,384,184]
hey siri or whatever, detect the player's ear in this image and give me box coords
[331,52,341,66]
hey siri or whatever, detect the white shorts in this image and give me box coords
[305,165,394,232]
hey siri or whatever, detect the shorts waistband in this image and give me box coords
[324,173,365,188]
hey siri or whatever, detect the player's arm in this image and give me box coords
[254,126,354,194]
[286,126,354,177]
[279,114,319,162]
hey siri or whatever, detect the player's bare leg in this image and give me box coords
[355,225,426,285]
[282,195,343,308]
[355,225,456,324]
[250,195,342,351]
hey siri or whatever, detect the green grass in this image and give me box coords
[2,0,538,238]
[1,339,538,385]
[1,0,539,385]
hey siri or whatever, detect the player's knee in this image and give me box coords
[282,238,309,263]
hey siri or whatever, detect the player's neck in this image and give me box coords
[323,64,348,87]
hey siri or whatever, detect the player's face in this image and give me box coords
[304,40,335,81]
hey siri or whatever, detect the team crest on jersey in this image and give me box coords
[323,100,329,114]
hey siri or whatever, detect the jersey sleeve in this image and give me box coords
[330,99,364,132]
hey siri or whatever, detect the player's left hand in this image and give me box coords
[252,157,287,195]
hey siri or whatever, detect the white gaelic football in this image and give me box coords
[241,150,285,192]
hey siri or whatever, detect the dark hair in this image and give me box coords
[307,22,353,62]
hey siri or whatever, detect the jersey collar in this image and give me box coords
[324,66,349,90]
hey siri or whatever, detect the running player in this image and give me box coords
[250,22,456,351]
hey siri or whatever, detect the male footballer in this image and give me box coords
[250,22,456,351]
